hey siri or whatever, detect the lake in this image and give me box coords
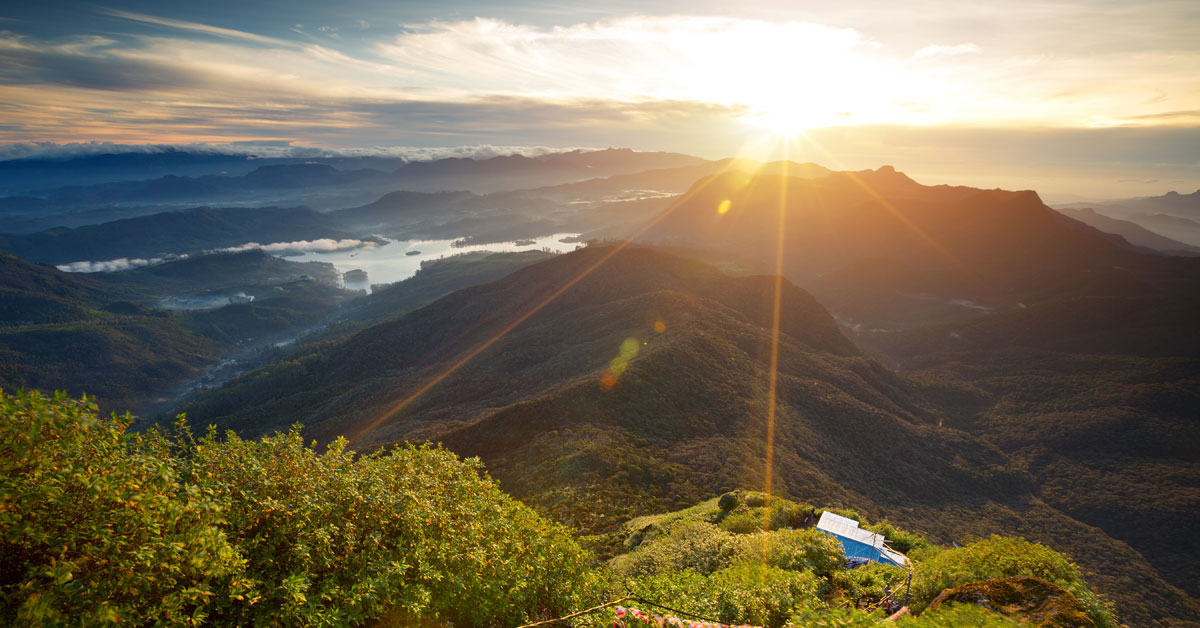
[288,233,583,293]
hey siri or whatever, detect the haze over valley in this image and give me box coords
[2,1,1198,627]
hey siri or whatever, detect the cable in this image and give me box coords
[515,596,631,628]
[629,597,721,623]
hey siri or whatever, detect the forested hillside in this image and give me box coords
[175,245,1199,626]
[0,390,1120,628]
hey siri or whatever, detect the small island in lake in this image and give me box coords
[513,239,537,246]
[406,250,421,256]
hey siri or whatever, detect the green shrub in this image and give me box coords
[910,536,1115,628]
[736,528,845,578]
[720,509,767,534]
[185,428,593,627]
[744,493,767,508]
[790,604,1024,627]
[0,390,246,626]
[862,520,930,555]
[718,492,739,511]
[613,521,737,577]
[709,563,823,627]
[626,563,822,628]
[830,562,908,606]
[0,390,595,627]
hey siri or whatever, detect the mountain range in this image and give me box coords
[635,166,1200,329]
[172,244,1200,627]
[1056,189,1200,247]
[3,154,1200,626]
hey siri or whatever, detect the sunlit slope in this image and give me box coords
[638,167,1200,328]
[178,245,863,441]
[176,245,1197,626]
[0,206,356,265]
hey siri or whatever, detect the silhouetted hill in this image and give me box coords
[235,163,383,189]
[638,167,1200,328]
[330,190,478,230]
[0,206,359,265]
[1056,207,1200,254]
[33,164,393,205]
[0,195,53,214]
[172,244,1197,626]
[97,249,339,294]
[1057,190,1200,246]
[1134,212,1200,247]
[389,149,705,193]
[15,149,704,206]
[0,150,266,192]
[530,159,828,202]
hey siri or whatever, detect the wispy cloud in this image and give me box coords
[98,8,298,47]
[0,11,1196,153]
[210,239,377,255]
[58,254,186,273]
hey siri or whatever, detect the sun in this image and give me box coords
[741,96,862,136]
[748,107,817,135]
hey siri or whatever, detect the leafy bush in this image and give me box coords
[736,528,845,578]
[0,390,594,627]
[612,521,737,577]
[607,498,1115,628]
[718,492,739,511]
[862,519,930,555]
[790,604,1024,627]
[626,563,822,628]
[720,509,767,534]
[910,536,1115,627]
[183,427,595,627]
[0,390,245,625]
[830,563,908,607]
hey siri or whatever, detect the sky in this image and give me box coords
[1,0,1198,198]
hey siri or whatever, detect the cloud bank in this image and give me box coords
[0,141,601,162]
[57,254,187,273]
[210,239,378,255]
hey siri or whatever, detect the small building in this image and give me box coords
[816,511,908,569]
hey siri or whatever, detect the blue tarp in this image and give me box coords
[816,511,908,568]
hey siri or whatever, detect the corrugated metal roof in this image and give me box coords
[817,511,881,545]
[817,511,908,568]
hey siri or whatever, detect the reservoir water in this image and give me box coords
[289,233,583,293]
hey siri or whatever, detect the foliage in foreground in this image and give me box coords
[0,391,1120,627]
[0,389,591,626]
[595,491,1116,628]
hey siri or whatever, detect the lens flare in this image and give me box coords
[717,199,732,214]
[619,337,640,360]
[610,356,628,375]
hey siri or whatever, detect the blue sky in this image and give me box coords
[1,1,1198,196]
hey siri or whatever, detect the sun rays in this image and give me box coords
[347,156,767,446]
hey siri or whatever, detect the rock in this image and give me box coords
[928,576,1094,628]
